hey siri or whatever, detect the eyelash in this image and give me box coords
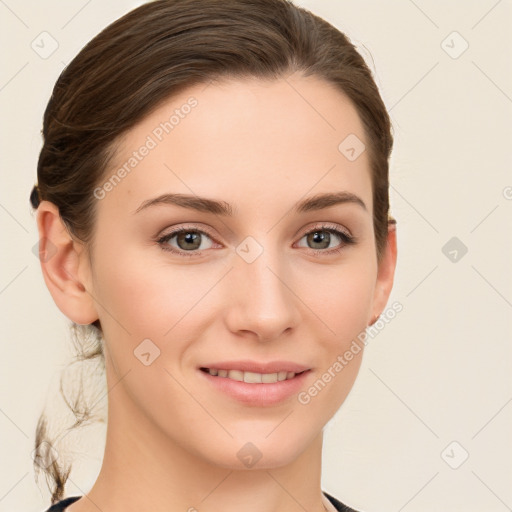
[156,223,357,258]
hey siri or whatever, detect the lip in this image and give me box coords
[199,360,311,374]
[197,360,312,406]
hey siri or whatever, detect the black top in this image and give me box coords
[44,492,360,511]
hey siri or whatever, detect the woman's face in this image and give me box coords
[80,74,395,468]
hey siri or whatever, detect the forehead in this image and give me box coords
[98,75,372,220]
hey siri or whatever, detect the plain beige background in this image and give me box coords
[1,1,511,511]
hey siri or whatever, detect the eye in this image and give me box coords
[296,223,356,256]
[156,222,356,258]
[157,226,217,257]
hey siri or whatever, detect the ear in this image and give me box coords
[369,221,398,324]
[35,200,99,325]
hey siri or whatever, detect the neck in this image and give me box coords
[76,377,332,512]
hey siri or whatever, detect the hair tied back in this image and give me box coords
[30,184,41,209]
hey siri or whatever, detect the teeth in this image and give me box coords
[261,373,277,383]
[278,371,288,381]
[244,371,262,383]
[205,368,298,383]
[228,370,244,382]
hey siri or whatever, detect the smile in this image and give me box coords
[200,367,305,383]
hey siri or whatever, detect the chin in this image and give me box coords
[193,425,318,470]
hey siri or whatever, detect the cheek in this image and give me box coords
[303,257,377,342]
[293,263,375,419]
[90,249,203,416]
[92,247,202,337]
[90,244,222,383]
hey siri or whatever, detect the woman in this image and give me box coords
[30,0,397,510]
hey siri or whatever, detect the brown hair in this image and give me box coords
[30,0,394,504]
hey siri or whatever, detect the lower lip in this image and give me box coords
[198,369,311,406]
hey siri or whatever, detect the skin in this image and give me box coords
[37,74,397,512]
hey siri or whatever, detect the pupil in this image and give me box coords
[310,231,329,249]
[179,232,199,250]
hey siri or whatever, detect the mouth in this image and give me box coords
[199,367,307,383]
[198,365,311,406]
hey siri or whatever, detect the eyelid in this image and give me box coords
[297,221,352,239]
[157,223,218,241]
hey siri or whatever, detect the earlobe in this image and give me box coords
[370,221,398,324]
[36,200,99,325]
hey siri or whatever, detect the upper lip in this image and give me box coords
[199,360,311,374]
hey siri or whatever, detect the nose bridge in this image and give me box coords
[226,235,300,340]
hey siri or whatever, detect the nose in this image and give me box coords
[223,244,301,343]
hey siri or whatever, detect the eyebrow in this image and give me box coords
[133,191,367,216]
